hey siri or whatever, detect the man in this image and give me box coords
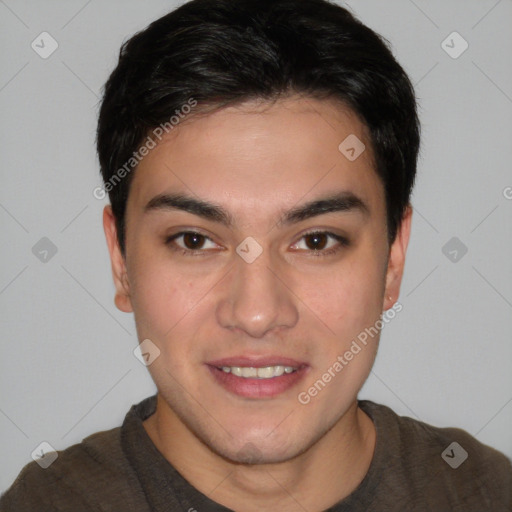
[2,0,511,510]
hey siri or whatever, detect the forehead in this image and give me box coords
[127,96,385,225]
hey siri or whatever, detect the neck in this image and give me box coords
[143,395,376,512]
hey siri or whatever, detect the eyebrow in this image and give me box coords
[144,191,369,227]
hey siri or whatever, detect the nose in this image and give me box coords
[216,251,299,339]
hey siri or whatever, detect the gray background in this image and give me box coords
[1,0,511,491]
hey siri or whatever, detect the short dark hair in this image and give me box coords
[97,0,420,253]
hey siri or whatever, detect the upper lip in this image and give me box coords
[207,356,307,368]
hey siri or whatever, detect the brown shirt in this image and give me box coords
[1,394,511,511]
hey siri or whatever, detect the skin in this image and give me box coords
[103,95,412,511]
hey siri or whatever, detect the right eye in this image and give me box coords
[165,231,221,256]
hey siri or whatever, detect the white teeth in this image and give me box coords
[257,367,274,379]
[243,367,259,378]
[231,367,243,377]
[273,365,285,376]
[219,365,297,379]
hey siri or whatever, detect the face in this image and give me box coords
[104,96,411,464]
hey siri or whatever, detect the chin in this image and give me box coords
[207,424,320,466]
[218,440,300,466]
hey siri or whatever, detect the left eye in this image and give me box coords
[291,232,346,252]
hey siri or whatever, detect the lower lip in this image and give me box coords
[207,365,309,399]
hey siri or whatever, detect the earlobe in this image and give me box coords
[103,206,133,313]
[114,271,133,313]
[383,205,412,311]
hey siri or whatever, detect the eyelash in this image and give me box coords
[165,231,350,258]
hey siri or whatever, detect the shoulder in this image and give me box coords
[360,400,512,510]
[0,427,147,511]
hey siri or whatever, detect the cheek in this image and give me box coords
[302,253,386,340]
[126,252,204,341]
[297,257,385,411]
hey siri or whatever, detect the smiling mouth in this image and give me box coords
[217,365,299,379]
[206,361,309,399]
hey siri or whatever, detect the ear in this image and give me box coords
[383,205,412,311]
[103,206,133,313]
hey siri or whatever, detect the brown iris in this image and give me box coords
[304,233,328,251]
